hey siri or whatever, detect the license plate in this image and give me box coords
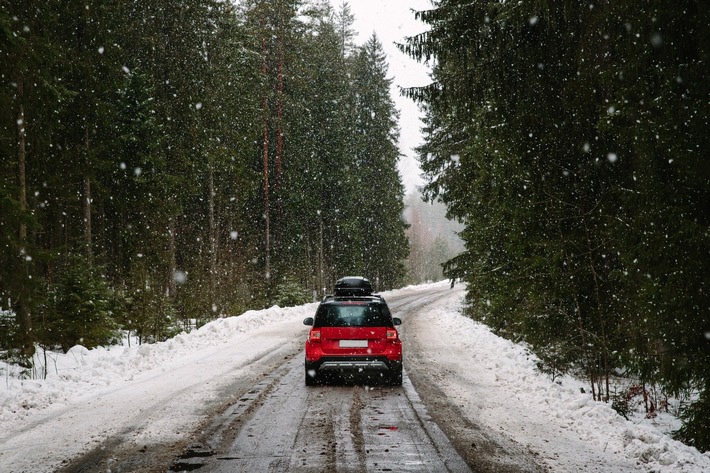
[339,340,368,348]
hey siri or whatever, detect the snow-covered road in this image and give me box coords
[1,281,709,472]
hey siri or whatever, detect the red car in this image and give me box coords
[303,293,402,386]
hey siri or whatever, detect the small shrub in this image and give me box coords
[39,256,123,352]
[675,392,710,452]
[272,277,310,308]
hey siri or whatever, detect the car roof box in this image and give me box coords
[333,276,373,296]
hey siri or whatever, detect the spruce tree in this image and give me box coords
[352,34,408,289]
[403,0,710,447]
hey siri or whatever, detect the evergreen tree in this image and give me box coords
[0,0,71,361]
[38,255,122,352]
[403,0,710,448]
[351,34,408,289]
[0,0,411,379]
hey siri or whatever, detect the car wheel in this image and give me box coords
[389,368,403,386]
[305,369,318,386]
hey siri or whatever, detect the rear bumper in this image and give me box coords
[306,357,402,375]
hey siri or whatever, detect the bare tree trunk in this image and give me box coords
[17,83,27,243]
[318,217,324,297]
[83,126,93,263]
[261,30,271,281]
[116,206,125,288]
[275,28,284,195]
[584,217,610,402]
[16,77,33,358]
[167,217,177,297]
[556,212,596,399]
[272,24,284,261]
[209,162,217,304]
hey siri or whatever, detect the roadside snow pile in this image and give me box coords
[423,289,710,472]
[0,303,317,428]
[2,281,709,473]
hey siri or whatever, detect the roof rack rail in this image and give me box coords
[321,294,383,302]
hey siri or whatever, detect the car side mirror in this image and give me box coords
[392,317,402,326]
[303,317,314,326]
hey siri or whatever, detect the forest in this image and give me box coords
[4,0,708,455]
[402,0,709,450]
[0,0,410,366]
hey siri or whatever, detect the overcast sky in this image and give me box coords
[342,0,432,195]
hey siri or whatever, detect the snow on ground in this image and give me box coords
[407,284,710,472]
[1,281,709,472]
[1,302,317,426]
[0,303,318,472]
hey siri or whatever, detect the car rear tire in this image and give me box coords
[389,368,403,386]
[305,369,318,386]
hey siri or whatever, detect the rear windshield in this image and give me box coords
[314,303,392,328]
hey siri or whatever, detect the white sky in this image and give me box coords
[343,0,433,195]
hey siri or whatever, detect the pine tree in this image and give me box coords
[38,255,122,352]
[1,0,413,373]
[403,0,710,447]
[0,0,72,361]
[351,34,408,289]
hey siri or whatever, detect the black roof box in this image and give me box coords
[333,276,373,296]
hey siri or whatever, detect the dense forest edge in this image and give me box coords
[1,1,418,370]
[401,1,709,451]
[3,0,709,456]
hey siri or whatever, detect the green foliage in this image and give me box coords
[0,309,23,366]
[404,0,710,450]
[123,261,181,344]
[251,2,409,294]
[272,276,311,308]
[127,284,180,345]
[676,391,710,451]
[0,0,410,384]
[39,256,122,352]
[350,35,410,289]
[0,309,17,348]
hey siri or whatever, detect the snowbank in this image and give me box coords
[1,282,709,472]
[0,303,317,428]
[414,285,710,472]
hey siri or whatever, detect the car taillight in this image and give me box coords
[310,329,321,342]
[386,329,397,340]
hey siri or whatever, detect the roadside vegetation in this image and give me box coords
[402,1,709,451]
[0,2,408,366]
